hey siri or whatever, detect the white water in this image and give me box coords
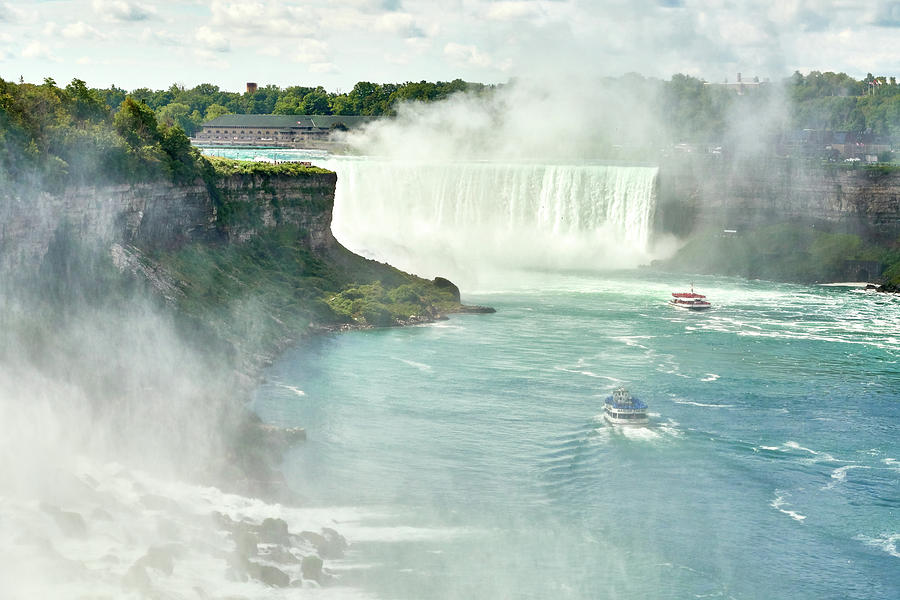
[327,158,660,285]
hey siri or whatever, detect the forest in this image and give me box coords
[2,71,900,191]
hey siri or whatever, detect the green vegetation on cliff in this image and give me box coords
[657,224,900,286]
[156,224,462,369]
[204,156,332,177]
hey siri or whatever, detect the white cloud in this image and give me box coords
[485,1,542,21]
[196,26,230,52]
[444,42,493,68]
[374,12,418,35]
[62,21,105,40]
[141,27,182,46]
[309,62,338,74]
[209,1,316,37]
[22,40,56,60]
[257,46,282,57]
[0,2,26,23]
[293,38,330,64]
[193,48,231,69]
[92,0,155,22]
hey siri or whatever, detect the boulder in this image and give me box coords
[258,517,291,545]
[301,555,324,583]
[300,528,347,559]
[232,528,258,558]
[320,528,348,558]
[134,544,183,576]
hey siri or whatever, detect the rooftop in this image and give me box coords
[203,114,377,128]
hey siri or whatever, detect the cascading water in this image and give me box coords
[326,158,659,285]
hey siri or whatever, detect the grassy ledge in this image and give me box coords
[204,156,333,177]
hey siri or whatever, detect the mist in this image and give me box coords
[0,185,342,597]
[329,74,790,287]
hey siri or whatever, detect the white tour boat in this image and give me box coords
[670,284,712,310]
[603,387,649,426]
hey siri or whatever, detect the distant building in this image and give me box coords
[705,73,769,95]
[192,114,377,148]
[246,82,258,94]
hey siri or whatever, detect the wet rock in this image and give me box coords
[258,517,291,545]
[241,560,290,588]
[320,527,348,558]
[40,503,87,538]
[301,555,324,583]
[258,564,291,587]
[456,304,496,314]
[135,544,182,575]
[300,528,347,559]
[123,564,153,593]
[232,528,258,557]
[260,545,301,564]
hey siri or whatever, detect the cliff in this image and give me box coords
[0,170,341,271]
[655,158,900,242]
[652,158,900,284]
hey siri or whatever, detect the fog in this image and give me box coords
[329,74,789,286]
[0,188,342,597]
[344,75,668,162]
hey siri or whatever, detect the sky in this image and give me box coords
[1,0,900,92]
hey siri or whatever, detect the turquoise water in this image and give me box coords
[254,272,900,600]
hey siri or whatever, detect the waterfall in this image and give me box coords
[327,158,659,285]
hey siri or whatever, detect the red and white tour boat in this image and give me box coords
[670,284,712,310]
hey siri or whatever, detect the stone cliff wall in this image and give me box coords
[0,171,338,272]
[214,172,338,251]
[655,158,900,241]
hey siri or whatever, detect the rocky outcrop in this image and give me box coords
[213,172,339,251]
[655,157,900,241]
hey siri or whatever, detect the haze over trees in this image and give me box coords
[3,71,900,192]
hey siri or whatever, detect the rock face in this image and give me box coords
[214,172,339,251]
[0,172,338,273]
[655,158,900,241]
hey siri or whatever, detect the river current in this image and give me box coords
[206,149,900,599]
[253,272,900,600]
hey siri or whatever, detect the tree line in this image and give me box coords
[3,71,899,189]
[0,77,201,188]
[101,79,488,136]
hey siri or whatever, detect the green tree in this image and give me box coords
[114,97,160,148]
[299,88,331,115]
[204,103,230,121]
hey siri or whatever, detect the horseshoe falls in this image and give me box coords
[327,158,659,285]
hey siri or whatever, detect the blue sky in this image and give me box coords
[2,1,899,92]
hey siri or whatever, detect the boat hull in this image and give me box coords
[670,300,711,311]
[603,407,649,426]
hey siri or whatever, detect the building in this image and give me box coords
[192,114,377,148]
[704,73,769,95]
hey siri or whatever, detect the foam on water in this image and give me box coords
[770,491,807,522]
[855,533,900,558]
[276,383,307,397]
